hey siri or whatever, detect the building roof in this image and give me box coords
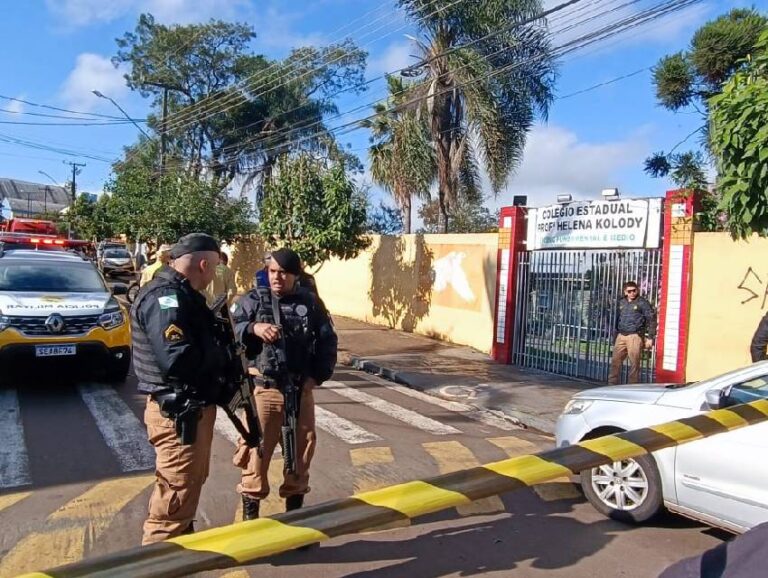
[0,178,71,217]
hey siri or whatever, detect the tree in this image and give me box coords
[710,29,768,239]
[398,0,555,232]
[361,76,435,233]
[367,201,404,235]
[259,154,370,267]
[418,195,498,233]
[65,193,115,241]
[114,15,367,189]
[645,9,768,187]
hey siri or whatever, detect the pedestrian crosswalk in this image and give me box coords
[0,370,581,578]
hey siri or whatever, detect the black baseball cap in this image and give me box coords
[170,233,220,259]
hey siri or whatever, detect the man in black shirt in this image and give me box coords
[131,233,226,544]
[608,281,657,385]
[231,248,337,521]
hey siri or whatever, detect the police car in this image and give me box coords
[0,234,131,382]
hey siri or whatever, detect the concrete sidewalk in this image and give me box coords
[334,316,600,434]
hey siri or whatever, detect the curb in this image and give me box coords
[341,354,556,433]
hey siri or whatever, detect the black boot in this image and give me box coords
[285,494,304,512]
[242,495,260,520]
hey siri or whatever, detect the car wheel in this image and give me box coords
[580,454,663,523]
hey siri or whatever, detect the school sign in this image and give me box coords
[526,198,663,250]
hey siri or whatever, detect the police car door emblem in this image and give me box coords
[296,305,308,317]
[45,313,65,334]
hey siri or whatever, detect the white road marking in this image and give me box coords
[215,407,242,446]
[78,383,155,471]
[0,389,31,489]
[316,405,382,444]
[325,380,460,435]
[357,372,522,431]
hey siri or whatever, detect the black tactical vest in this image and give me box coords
[255,288,315,379]
[131,283,170,395]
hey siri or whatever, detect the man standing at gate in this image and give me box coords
[608,281,656,385]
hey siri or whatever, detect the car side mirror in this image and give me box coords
[111,283,129,296]
[705,389,725,410]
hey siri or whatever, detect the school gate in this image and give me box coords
[492,190,697,384]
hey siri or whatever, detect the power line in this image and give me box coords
[162,0,467,134]
[557,66,651,99]
[0,119,140,126]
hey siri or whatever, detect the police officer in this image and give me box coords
[608,281,657,385]
[232,247,337,520]
[131,233,226,544]
[750,312,768,362]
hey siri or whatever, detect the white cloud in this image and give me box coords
[46,0,249,27]
[368,40,418,77]
[253,7,328,53]
[493,124,650,208]
[3,96,25,115]
[59,54,129,111]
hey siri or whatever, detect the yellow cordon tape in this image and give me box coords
[19,399,768,578]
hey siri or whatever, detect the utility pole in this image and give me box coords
[160,87,169,177]
[64,161,86,202]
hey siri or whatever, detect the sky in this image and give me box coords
[0,0,761,215]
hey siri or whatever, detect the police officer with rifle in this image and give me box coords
[232,247,337,521]
[131,233,261,544]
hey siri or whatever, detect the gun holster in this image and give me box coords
[153,391,203,446]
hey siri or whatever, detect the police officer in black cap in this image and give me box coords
[131,233,227,544]
[232,247,337,520]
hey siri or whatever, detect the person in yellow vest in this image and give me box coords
[203,251,237,307]
[140,244,172,287]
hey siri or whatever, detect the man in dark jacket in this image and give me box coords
[750,313,768,362]
[608,281,657,385]
[131,233,226,544]
[231,247,337,520]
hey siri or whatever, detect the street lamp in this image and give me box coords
[38,170,59,213]
[91,90,151,139]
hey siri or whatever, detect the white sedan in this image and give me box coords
[555,361,768,533]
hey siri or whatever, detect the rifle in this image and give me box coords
[265,293,301,475]
[211,295,263,451]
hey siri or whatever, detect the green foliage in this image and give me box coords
[65,194,116,241]
[710,29,768,239]
[367,201,404,235]
[653,9,767,111]
[361,75,435,234]
[398,0,555,232]
[418,195,498,234]
[259,154,370,267]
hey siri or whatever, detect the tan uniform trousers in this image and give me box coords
[234,385,316,499]
[608,333,643,385]
[142,398,216,545]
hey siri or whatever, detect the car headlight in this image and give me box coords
[563,399,593,415]
[99,311,125,330]
[0,315,10,332]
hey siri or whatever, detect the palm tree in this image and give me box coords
[399,0,556,232]
[362,76,435,234]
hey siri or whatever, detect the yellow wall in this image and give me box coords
[686,233,768,380]
[232,234,499,353]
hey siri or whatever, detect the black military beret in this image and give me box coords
[270,247,301,275]
[170,233,220,259]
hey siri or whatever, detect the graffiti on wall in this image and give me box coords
[737,267,768,308]
[430,245,485,312]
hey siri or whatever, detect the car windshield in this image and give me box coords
[0,263,106,292]
[105,249,131,259]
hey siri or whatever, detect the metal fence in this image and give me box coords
[512,249,663,382]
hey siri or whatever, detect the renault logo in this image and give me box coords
[45,313,65,334]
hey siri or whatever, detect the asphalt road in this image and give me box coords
[0,369,730,578]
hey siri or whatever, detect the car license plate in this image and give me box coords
[35,345,76,357]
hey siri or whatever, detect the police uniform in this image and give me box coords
[608,294,657,385]
[131,234,226,544]
[231,249,337,519]
[750,313,768,362]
